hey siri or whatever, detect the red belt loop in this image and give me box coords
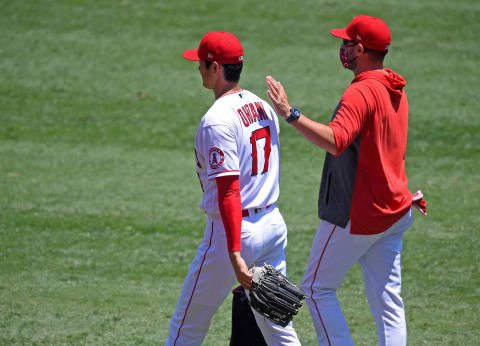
[241,205,271,218]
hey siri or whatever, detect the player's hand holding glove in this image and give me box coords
[248,264,307,327]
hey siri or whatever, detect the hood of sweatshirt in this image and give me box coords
[352,68,406,99]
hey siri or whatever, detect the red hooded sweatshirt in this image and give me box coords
[326,68,412,234]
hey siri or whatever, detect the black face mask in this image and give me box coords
[339,43,358,69]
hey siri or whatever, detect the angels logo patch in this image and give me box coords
[209,147,224,169]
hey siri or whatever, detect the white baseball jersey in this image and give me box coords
[194,89,281,215]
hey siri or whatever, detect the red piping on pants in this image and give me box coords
[310,224,337,346]
[174,222,214,345]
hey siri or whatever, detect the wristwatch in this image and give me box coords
[286,107,301,123]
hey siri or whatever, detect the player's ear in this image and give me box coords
[212,61,220,73]
[357,43,365,54]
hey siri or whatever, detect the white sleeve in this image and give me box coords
[200,124,240,180]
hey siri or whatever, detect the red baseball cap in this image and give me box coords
[183,31,244,64]
[330,15,391,52]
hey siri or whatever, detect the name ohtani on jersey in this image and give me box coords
[236,102,269,127]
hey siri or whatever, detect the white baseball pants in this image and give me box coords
[301,209,413,346]
[166,206,300,345]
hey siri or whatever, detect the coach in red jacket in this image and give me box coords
[267,15,426,346]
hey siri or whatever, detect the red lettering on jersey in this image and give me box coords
[237,108,250,127]
[255,102,268,120]
[249,103,260,122]
[242,105,254,124]
[237,102,271,128]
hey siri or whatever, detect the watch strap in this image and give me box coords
[286,107,300,123]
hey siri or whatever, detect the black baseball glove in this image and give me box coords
[248,264,307,327]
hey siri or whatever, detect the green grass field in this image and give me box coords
[1,0,479,344]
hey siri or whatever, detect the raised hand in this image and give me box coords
[266,76,292,119]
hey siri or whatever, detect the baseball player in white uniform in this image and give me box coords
[166,32,301,345]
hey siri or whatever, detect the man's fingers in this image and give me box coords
[268,80,280,95]
[267,89,277,103]
[269,79,286,102]
[238,271,253,290]
[269,84,282,102]
[267,76,290,118]
[266,76,280,93]
[276,82,285,97]
[267,89,272,101]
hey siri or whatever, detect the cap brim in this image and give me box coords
[183,49,200,61]
[330,28,351,40]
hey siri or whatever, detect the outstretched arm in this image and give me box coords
[266,76,338,155]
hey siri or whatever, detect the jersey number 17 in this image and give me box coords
[250,126,271,176]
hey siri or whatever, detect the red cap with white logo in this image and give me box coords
[183,31,244,64]
[330,15,391,52]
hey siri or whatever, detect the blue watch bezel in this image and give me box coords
[286,107,300,123]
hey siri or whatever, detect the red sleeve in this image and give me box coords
[216,175,242,252]
[328,86,369,156]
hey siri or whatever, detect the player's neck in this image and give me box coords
[353,62,384,77]
[214,82,241,100]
